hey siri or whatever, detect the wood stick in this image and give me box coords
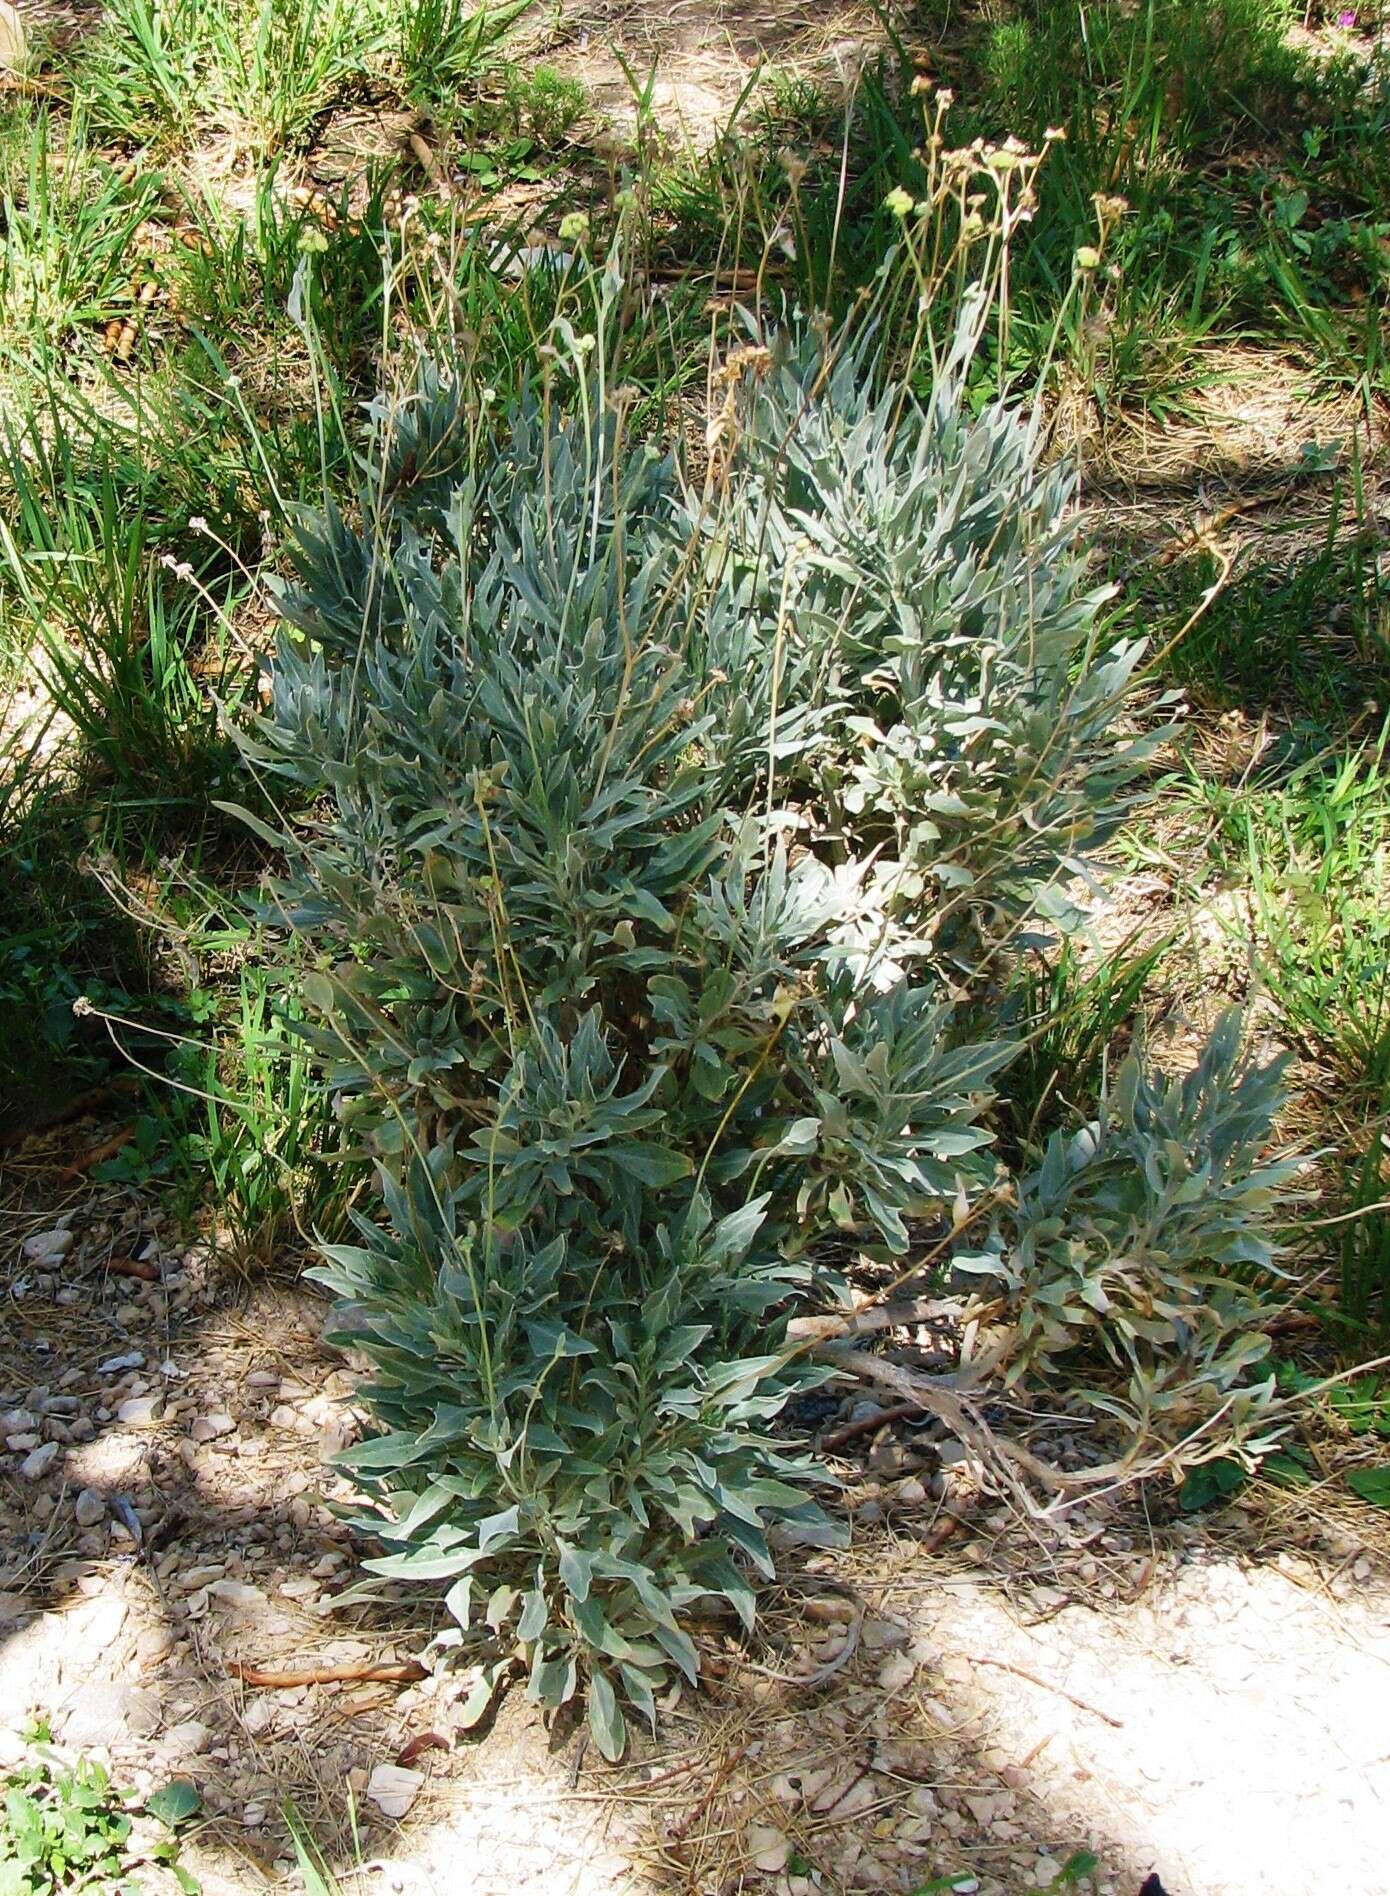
[228,1658,427,1689]
[967,1653,1124,1727]
[395,1731,449,1766]
[819,1399,935,1452]
[60,1126,134,1178]
[668,1746,749,1843]
[107,1254,160,1283]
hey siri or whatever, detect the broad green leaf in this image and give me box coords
[587,1668,626,1762]
[1347,1466,1390,1509]
[558,1543,594,1603]
[146,1780,202,1828]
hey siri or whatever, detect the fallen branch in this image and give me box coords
[916,1510,966,1554]
[790,1297,963,1348]
[228,1658,427,1689]
[826,1347,1066,1512]
[395,1731,449,1766]
[408,131,455,202]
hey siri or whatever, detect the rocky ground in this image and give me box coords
[2,1120,1389,1895]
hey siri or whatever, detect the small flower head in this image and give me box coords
[1075,245,1102,271]
[884,185,915,219]
[557,210,590,244]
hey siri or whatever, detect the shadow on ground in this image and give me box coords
[1,1109,1388,1896]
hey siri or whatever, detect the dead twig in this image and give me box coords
[819,1399,936,1452]
[59,1127,134,1179]
[227,1659,427,1689]
[967,1653,1124,1727]
[667,1746,749,1844]
[106,1255,160,1284]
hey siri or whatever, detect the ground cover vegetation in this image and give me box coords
[2,0,1390,1804]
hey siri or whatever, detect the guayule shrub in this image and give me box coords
[689,303,1163,968]
[233,283,1285,1753]
[962,1013,1298,1427]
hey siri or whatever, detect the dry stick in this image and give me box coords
[227,1659,427,1689]
[829,1348,1063,1501]
[819,1399,938,1452]
[408,131,455,203]
[667,1745,750,1844]
[60,1127,134,1179]
[395,1731,449,1766]
[106,1255,161,1284]
[966,1653,1124,1728]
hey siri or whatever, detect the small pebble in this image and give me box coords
[74,1488,106,1528]
[19,1442,59,1480]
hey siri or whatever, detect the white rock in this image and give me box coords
[0,1,27,73]
[22,1229,73,1263]
[178,1565,225,1589]
[74,1596,128,1645]
[159,1719,211,1760]
[99,1352,144,1374]
[6,1433,39,1452]
[74,1488,106,1528]
[242,1696,276,1736]
[117,1395,164,1426]
[209,1579,264,1607]
[1,1410,38,1433]
[61,1683,160,1748]
[365,1763,423,1820]
[20,1442,59,1480]
[810,1775,878,1819]
[878,1652,918,1693]
[191,1413,236,1442]
[319,1412,357,1460]
[278,1577,320,1600]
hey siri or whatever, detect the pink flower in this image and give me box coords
[1337,8,1356,25]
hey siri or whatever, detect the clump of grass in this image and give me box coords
[1148,515,1390,718]
[0,108,163,357]
[0,460,248,808]
[0,732,140,1137]
[995,932,1173,1155]
[395,0,529,105]
[76,0,380,160]
[1196,717,1390,1091]
[1336,1094,1390,1344]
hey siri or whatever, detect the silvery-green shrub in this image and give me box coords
[231,280,1285,1754]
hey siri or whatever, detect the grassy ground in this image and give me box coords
[1,0,1388,1560]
